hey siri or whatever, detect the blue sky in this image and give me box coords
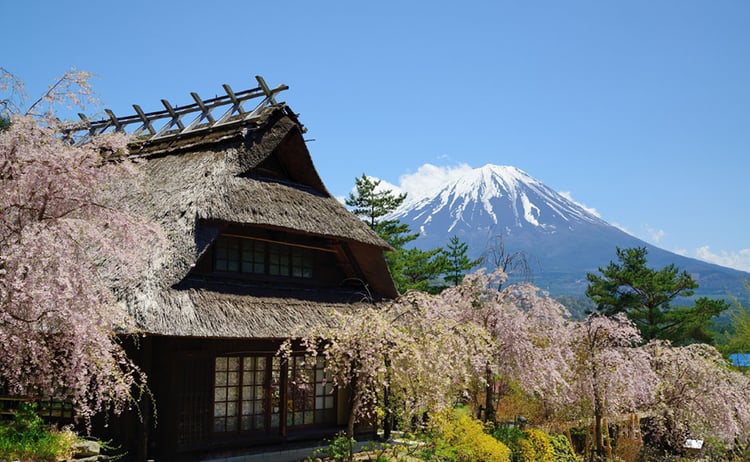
[4,1,749,271]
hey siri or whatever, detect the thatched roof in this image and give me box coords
[116,102,397,338]
[124,286,366,339]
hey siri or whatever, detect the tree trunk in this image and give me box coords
[593,390,609,461]
[383,357,392,440]
[484,366,496,423]
[347,390,360,437]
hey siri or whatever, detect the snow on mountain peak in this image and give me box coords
[390,163,605,236]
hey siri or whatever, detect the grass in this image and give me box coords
[0,403,80,462]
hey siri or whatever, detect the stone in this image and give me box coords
[72,440,101,458]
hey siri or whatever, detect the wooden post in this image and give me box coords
[280,358,288,438]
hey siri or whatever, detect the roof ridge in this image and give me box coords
[62,75,292,146]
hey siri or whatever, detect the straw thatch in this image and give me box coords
[125,286,367,339]
[116,105,397,338]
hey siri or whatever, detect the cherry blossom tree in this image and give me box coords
[0,69,162,423]
[439,269,574,423]
[1,67,97,125]
[645,341,750,454]
[565,314,655,459]
[284,293,494,437]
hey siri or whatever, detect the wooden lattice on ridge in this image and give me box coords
[62,75,289,146]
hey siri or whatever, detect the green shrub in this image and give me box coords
[312,431,356,462]
[0,403,79,462]
[492,425,525,461]
[429,411,511,462]
[492,425,525,445]
[548,434,580,462]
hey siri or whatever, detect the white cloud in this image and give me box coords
[397,163,475,202]
[695,246,750,272]
[373,177,402,195]
[645,226,666,244]
[558,191,600,218]
[341,175,404,206]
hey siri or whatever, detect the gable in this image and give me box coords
[243,125,328,196]
[97,81,399,338]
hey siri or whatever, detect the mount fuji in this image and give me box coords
[388,164,748,297]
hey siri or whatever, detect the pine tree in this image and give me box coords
[345,174,417,248]
[345,174,445,293]
[442,235,483,286]
[586,246,728,344]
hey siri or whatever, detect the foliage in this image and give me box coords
[723,280,750,354]
[345,174,417,251]
[312,431,356,462]
[442,235,482,287]
[565,314,654,458]
[345,174,449,294]
[520,428,554,462]
[586,246,728,344]
[491,425,526,456]
[547,434,580,462]
[346,174,408,230]
[554,296,594,321]
[1,67,97,125]
[291,261,750,458]
[281,293,493,436]
[493,426,579,462]
[390,246,448,294]
[426,411,511,462]
[440,269,573,423]
[357,440,410,462]
[0,70,164,423]
[0,403,79,462]
[645,340,750,452]
[482,234,533,288]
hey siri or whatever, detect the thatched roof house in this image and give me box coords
[73,78,397,461]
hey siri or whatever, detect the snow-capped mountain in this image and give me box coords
[392,164,605,238]
[390,164,748,297]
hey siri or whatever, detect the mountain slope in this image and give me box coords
[389,164,748,297]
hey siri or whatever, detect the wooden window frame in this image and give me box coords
[213,236,314,279]
[211,353,335,435]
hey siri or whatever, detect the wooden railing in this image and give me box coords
[62,75,288,146]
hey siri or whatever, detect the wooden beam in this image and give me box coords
[161,99,185,131]
[105,109,123,132]
[223,84,245,114]
[256,75,277,105]
[132,104,156,136]
[62,76,289,144]
[214,84,244,126]
[192,92,215,123]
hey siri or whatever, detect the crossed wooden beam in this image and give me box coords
[63,76,288,146]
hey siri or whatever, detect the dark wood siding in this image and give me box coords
[175,352,213,451]
[137,337,347,461]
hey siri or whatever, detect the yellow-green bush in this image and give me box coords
[430,411,511,462]
[518,438,537,462]
[524,428,554,462]
[548,433,581,462]
[514,428,580,462]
